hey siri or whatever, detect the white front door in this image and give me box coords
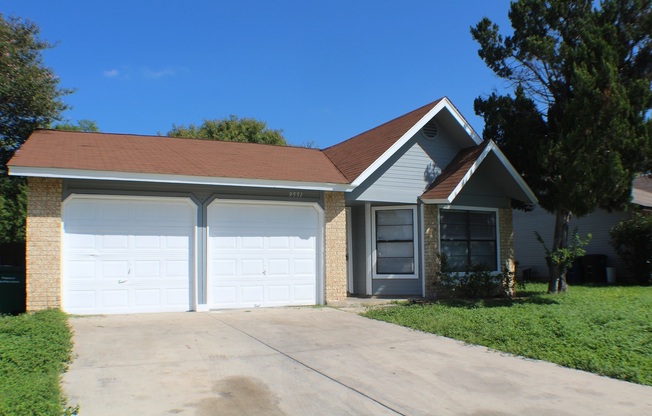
[207,200,320,309]
[62,196,196,314]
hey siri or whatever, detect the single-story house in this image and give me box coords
[513,176,652,281]
[8,97,537,314]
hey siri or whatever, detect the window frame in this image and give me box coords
[371,205,419,280]
[438,206,500,273]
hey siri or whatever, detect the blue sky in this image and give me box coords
[3,1,514,148]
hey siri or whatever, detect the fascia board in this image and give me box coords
[8,166,355,192]
[350,98,482,188]
[445,142,494,203]
[420,141,538,205]
[486,141,539,204]
[419,198,451,204]
[442,97,483,145]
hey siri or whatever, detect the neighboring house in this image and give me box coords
[513,176,652,280]
[8,97,537,314]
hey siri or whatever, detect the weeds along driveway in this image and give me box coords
[63,307,652,416]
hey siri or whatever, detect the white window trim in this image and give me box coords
[371,205,419,280]
[438,205,501,274]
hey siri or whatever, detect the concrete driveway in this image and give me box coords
[63,307,652,416]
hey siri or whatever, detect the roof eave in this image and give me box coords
[8,166,355,192]
[419,141,538,205]
[350,98,483,187]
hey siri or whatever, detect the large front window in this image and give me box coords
[374,208,416,276]
[440,209,497,272]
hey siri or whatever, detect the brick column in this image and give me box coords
[499,208,516,295]
[26,177,62,311]
[423,204,439,299]
[323,192,347,303]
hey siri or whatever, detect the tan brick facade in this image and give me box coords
[323,192,347,303]
[26,177,63,311]
[423,204,439,299]
[423,206,516,298]
[499,208,516,294]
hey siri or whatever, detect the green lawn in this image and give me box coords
[363,284,652,386]
[0,309,77,415]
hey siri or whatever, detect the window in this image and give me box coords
[440,209,497,272]
[374,208,416,276]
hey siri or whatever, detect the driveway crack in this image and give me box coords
[210,315,406,416]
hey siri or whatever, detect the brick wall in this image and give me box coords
[323,192,347,303]
[499,208,515,271]
[423,204,439,299]
[499,208,516,295]
[26,177,62,311]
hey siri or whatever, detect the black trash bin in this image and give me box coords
[580,255,607,284]
[0,266,26,315]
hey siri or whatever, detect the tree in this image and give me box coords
[610,213,652,283]
[167,115,286,145]
[0,14,71,243]
[471,0,652,293]
[53,119,99,132]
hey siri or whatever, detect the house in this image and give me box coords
[513,176,652,281]
[8,97,537,314]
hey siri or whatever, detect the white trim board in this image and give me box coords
[420,141,538,205]
[10,166,354,192]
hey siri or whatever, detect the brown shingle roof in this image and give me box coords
[8,130,349,184]
[421,141,490,201]
[322,99,443,182]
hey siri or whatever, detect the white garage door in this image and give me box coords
[62,196,196,314]
[207,201,321,309]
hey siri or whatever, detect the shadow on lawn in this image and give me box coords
[431,290,559,309]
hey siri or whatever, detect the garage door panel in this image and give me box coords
[207,201,319,309]
[102,290,129,308]
[267,259,290,276]
[241,286,264,303]
[241,259,265,276]
[63,197,194,314]
[294,284,316,301]
[101,261,129,278]
[133,289,161,307]
[67,290,97,309]
[268,285,290,302]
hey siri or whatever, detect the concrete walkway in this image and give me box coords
[63,307,652,415]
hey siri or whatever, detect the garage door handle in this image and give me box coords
[118,279,127,284]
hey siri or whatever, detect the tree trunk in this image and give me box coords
[548,209,572,293]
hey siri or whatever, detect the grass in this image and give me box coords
[363,283,652,386]
[0,309,77,415]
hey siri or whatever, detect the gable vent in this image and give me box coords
[422,120,439,140]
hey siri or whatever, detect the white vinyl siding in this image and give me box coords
[350,131,460,204]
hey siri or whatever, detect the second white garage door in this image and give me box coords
[207,200,321,309]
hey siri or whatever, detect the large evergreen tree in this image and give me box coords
[471,0,652,292]
[0,14,71,243]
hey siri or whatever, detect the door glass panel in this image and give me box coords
[377,258,414,274]
[377,242,414,257]
[375,209,415,275]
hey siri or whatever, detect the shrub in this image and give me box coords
[610,212,652,284]
[0,309,76,415]
[436,254,513,299]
